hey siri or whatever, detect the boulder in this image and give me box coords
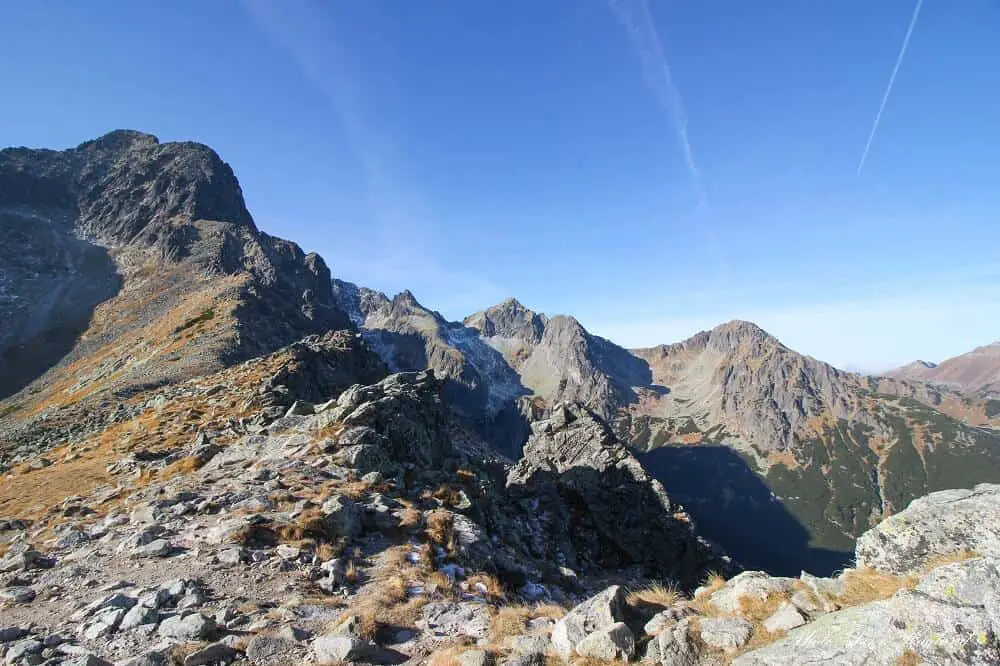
[245,634,300,663]
[312,635,376,664]
[574,622,635,660]
[709,571,795,614]
[81,607,126,640]
[762,602,806,633]
[550,585,626,658]
[456,649,492,666]
[734,558,1000,665]
[321,496,362,539]
[157,612,217,641]
[4,638,43,662]
[0,543,42,572]
[183,642,239,666]
[331,371,452,467]
[421,602,492,639]
[0,585,35,603]
[645,617,699,666]
[0,627,29,643]
[698,617,753,653]
[130,538,172,559]
[505,634,549,657]
[120,604,160,631]
[855,483,1000,574]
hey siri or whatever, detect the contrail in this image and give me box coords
[606,0,707,212]
[857,0,924,176]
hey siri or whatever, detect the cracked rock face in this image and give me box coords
[855,483,1000,574]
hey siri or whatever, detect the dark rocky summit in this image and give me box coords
[0,130,351,455]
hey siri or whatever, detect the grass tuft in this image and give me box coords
[836,567,917,607]
[627,583,682,609]
[426,509,456,551]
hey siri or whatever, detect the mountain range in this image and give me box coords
[889,344,1000,396]
[5,131,1000,577]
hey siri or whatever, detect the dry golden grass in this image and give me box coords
[399,506,423,530]
[168,642,204,665]
[314,423,345,442]
[228,634,254,652]
[489,603,567,641]
[466,573,506,602]
[568,657,613,666]
[920,549,979,573]
[429,483,468,508]
[335,479,373,501]
[428,571,459,599]
[426,509,456,551]
[427,647,464,666]
[723,591,797,658]
[489,605,532,640]
[704,571,727,591]
[345,560,361,585]
[836,567,917,607]
[316,541,344,561]
[688,571,729,615]
[897,649,922,666]
[627,582,682,609]
[0,449,112,522]
[427,644,484,666]
[161,455,206,480]
[340,576,428,642]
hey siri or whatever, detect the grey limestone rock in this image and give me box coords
[855,483,1000,574]
[698,617,753,653]
[549,585,626,659]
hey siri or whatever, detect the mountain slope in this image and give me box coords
[623,321,1000,563]
[0,130,351,463]
[888,342,1000,395]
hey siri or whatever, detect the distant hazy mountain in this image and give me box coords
[888,343,1000,395]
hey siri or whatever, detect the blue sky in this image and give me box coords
[2,0,999,371]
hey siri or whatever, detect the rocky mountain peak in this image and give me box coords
[465,297,546,343]
[706,320,784,353]
[392,289,425,310]
[0,130,350,423]
[75,129,160,152]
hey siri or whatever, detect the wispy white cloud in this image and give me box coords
[241,0,508,312]
[857,0,924,175]
[606,0,728,290]
[606,0,706,211]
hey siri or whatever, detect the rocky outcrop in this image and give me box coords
[732,485,1000,665]
[255,330,387,412]
[855,483,1000,574]
[507,403,729,587]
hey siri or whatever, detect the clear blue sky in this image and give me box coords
[2,0,999,371]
